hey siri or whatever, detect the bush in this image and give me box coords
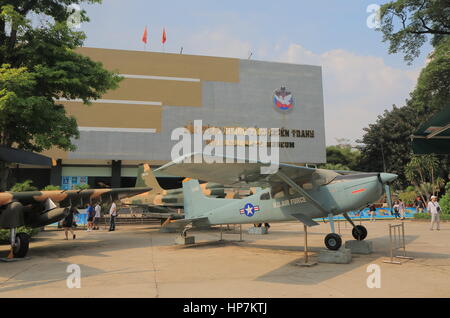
[42,185,61,191]
[398,189,417,205]
[0,227,40,243]
[10,180,37,192]
[439,182,450,214]
[73,184,90,190]
[414,213,450,220]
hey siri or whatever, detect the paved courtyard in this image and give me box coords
[0,219,449,297]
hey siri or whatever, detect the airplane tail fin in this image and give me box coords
[182,178,225,219]
[135,164,163,193]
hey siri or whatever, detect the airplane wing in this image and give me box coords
[155,153,338,189]
[3,187,152,207]
[160,217,209,232]
[155,153,341,219]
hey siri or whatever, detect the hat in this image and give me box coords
[431,195,437,199]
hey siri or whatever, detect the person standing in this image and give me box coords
[369,204,377,222]
[398,199,406,220]
[86,203,95,232]
[62,207,77,240]
[428,196,441,231]
[393,201,400,219]
[415,197,424,213]
[109,201,117,232]
[94,202,101,230]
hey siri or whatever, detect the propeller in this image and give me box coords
[385,184,393,215]
[377,173,397,215]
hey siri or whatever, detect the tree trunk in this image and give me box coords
[0,160,10,191]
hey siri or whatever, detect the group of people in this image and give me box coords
[368,195,442,231]
[85,202,102,232]
[61,200,119,240]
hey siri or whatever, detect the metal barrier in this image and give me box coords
[383,223,414,265]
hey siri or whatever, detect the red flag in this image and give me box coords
[142,26,148,44]
[162,28,167,44]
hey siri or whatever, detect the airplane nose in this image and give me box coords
[379,173,398,184]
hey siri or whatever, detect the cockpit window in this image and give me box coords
[260,192,271,200]
[272,190,285,199]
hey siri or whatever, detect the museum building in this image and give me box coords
[13,47,327,189]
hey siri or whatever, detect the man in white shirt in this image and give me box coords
[109,201,117,232]
[427,196,441,231]
[94,203,101,230]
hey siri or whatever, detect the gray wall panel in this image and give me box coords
[69,59,326,164]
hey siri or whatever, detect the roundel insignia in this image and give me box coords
[239,203,260,217]
[273,86,294,113]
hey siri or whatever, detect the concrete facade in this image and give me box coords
[25,48,327,187]
[58,55,326,165]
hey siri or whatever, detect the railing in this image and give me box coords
[383,223,414,265]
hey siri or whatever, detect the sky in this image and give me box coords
[76,0,432,145]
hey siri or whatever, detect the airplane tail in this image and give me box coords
[182,179,226,219]
[135,164,163,193]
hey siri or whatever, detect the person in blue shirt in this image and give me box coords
[86,203,95,232]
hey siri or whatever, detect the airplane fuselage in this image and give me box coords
[190,174,384,225]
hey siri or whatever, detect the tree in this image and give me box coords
[322,142,361,171]
[439,182,450,214]
[379,0,450,64]
[357,105,422,185]
[0,1,122,190]
[358,4,449,185]
[404,155,445,201]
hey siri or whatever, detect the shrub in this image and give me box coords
[0,227,40,243]
[439,182,450,214]
[42,185,61,191]
[10,180,37,192]
[414,213,450,221]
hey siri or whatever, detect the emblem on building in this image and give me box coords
[273,86,294,112]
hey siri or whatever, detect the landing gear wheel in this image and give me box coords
[13,232,30,258]
[352,225,367,241]
[325,233,342,250]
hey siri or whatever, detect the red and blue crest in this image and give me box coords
[273,86,294,112]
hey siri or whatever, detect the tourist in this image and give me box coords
[428,196,441,231]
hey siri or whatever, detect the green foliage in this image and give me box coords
[0,1,122,190]
[414,213,450,220]
[398,189,417,205]
[72,183,90,190]
[42,185,61,191]
[404,155,445,200]
[439,182,450,214]
[9,180,37,192]
[322,143,361,171]
[0,226,40,242]
[379,0,450,64]
[357,32,449,185]
[357,105,422,185]
[408,37,450,114]
[414,213,430,219]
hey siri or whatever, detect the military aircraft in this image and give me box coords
[0,185,151,258]
[155,153,397,250]
[121,164,242,210]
